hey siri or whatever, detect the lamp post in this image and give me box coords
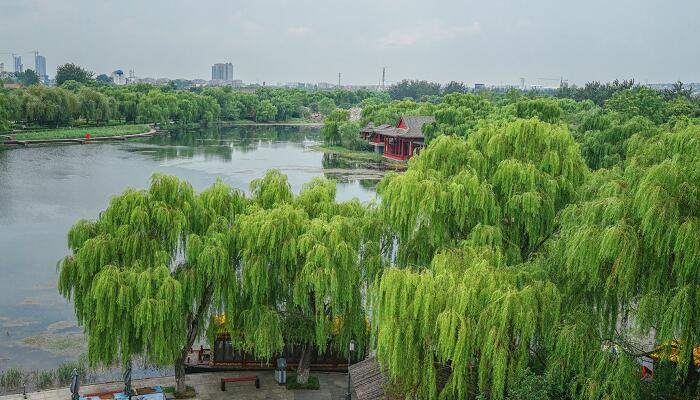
[346,339,356,400]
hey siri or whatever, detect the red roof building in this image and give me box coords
[360,115,435,161]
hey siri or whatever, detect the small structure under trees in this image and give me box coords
[360,115,435,161]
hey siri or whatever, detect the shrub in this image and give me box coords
[1,367,24,390]
[56,358,88,386]
[34,369,55,390]
[507,369,553,400]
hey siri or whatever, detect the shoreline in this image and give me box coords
[307,143,406,165]
[1,125,160,147]
[221,121,323,127]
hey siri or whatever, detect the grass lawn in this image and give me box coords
[308,144,394,162]
[12,124,151,140]
[286,374,320,390]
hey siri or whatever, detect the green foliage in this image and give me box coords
[317,97,336,116]
[422,93,495,142]
[255,99,277,122]
[2,85,383,129]
[378,119,586,266]
[556,79,636,106]
[361,99,436,127]
[515,98,562,123]
[549,126,700,387]
[56,63,94,86]
[20,69,40,86]
[58,170,372,389]
[507,369,556,400]
[605,86,667,124]
[373,119,587,400]
[79,87,115,123]
[233,171,370,360]
[443,81,467,94]
[34,369,55,389]
[389,79,442,101]
[0,92,9,130]
[56,357,89,386]
[13,124,149,140]
[8,85,79,126]
[57,174,245,395]
[321,109,350,145]
[575,115,657,169]
[0,367,24,390]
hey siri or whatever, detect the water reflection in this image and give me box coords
[0,125,382,371]
[135,125,321,162]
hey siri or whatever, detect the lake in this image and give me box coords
[0,125,382,372]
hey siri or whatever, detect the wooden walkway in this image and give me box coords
[1,125,162,147]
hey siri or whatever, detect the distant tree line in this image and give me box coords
[345,79,700,171]
[0,63,390,131]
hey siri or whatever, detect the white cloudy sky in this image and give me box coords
[1,0,698,85]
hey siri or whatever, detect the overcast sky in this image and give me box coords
[1,0,698,86]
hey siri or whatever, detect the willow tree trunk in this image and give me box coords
[174,285,213,396]
[175,355,187,395]
[297,345,313,385]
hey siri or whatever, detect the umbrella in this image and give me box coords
[123,359,132,396]
[70,368,80,400]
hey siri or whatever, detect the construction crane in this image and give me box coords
[0,52,22,73]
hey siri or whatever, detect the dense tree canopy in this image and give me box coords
[58,170,378,391]
[20,69,40,86]
[373,119,587,399]
[51,78,700,400]
[389,79,442,101]
[58,175,245,394]
[56,63,94,86]
[366,83,700,400]
[1,80,388,130]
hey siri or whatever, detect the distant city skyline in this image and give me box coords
[2,0,699,86]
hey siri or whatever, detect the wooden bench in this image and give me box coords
[83,389,123,398]
[221,375,260,391]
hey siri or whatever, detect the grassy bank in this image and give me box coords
[308,144,392,162]
[12,124,151,141]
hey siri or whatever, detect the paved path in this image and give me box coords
[0,371,355,400]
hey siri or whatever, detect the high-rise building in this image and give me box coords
[211,63,234,81]
[13,55,23,73]
[35,54,47,82]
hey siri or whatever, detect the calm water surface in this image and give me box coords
[0,125,382,371]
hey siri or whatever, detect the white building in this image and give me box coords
[111,70,126,85]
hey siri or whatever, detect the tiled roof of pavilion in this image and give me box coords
[349,355,386,400]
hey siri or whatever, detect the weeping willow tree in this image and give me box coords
[216,172,376,384]
[372,119,588,399]
[546,125,700,398]
[58,175,246,395]
[378,118,587,268]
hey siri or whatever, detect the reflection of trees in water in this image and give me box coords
[321,153,392,171]
[358,179,379,190]
[133,125,321,162]
[321,154,383,188]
